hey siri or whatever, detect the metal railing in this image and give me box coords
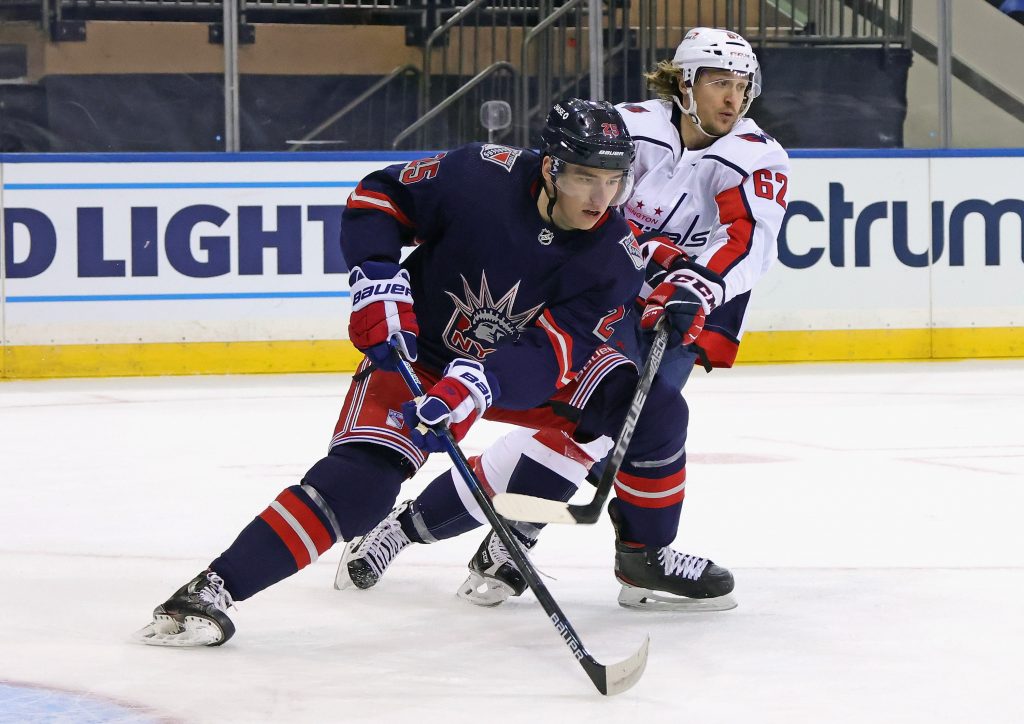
[289,64,420,151]
[397,0,913,149]
[517,0,587,147]
[393,60,516,148]
[0,0,917,151]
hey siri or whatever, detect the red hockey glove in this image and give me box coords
[638,237,686,300]
[641,262,725,347]
[401,358,500,453]
[349,261,418,372]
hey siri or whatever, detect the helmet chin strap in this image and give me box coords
[542,164,559,223]
[672,93,725,141]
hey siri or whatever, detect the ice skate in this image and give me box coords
[457,529,536,607]
[335,500,413,590]
[134,570,236,646]
[614,542,737,611]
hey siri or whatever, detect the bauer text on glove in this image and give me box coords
[349,261,418,372]
[401,359,501,453]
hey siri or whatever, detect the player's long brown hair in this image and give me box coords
[644,59,684,101]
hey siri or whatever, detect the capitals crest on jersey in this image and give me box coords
[444,272,544,359]
[480,144,522,172]
[738,131,775,144]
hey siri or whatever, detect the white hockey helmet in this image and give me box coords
[671,27,762,120]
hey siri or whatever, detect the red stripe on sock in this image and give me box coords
[614,469,686,508]
[277,489,334,555]
[532,428,595,467]
[259,507,311,568]
[468,455,496,498]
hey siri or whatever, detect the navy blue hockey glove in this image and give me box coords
[349,261,418,372]
[401,358,500,452]
[641,262,725,347]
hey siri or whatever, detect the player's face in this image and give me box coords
[545,160,628,230]
[683,69,750,135]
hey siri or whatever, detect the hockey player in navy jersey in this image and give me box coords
[338,28,788,612]
[133,98,665,646]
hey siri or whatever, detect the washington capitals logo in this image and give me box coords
[444,272,544,359]
[738,131,775,144]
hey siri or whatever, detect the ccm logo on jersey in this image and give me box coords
[480,144,522,172]
[618,233,644,270]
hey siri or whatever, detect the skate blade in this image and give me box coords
[333,560,356,590]
[133,614,226,647]
[617,585,738,612]
[456,571,516,607]
[334,536,365,590]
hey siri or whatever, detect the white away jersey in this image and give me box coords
[616,98,790,307]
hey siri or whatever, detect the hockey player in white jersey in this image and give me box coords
[621,25,789,374]
[338,28,789,611]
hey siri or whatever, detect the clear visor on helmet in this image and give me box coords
[550,159,635,208]
[695,67,762,116]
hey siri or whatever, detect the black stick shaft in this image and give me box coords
[391,349,647,695]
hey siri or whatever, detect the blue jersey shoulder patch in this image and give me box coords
[618,233,644,270]
[480,144,522,172]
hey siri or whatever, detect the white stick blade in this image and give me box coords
[602,635,650,696]
[493,493,578,524]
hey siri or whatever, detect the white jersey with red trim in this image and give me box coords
[616,98,789,363]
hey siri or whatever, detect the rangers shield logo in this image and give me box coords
[385,409,405,429]
[480,144,522,172]
[618,233,644,270]
[444,272,544,359]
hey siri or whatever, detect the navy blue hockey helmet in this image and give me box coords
[541,98,636,171]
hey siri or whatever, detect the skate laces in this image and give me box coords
[359,516,411,578]
[486,533,518,569]
[481,531,552,581]
[199,572,235,612]
[657,548,709,581]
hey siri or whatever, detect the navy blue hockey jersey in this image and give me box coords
[340,143,644,410]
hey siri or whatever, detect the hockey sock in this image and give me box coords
[211,443,407,601]
[606,373,690,548]
[400,427,608,543]
[609,477,685,548]
[397,456,489,543]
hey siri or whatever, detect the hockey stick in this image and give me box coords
[391,347,649,696]
[493,325,669,525]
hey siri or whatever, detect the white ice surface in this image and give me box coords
[1,360,1023,723]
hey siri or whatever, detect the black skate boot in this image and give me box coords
[609,499,736,611]
[336,500,413,590]
[614,543,737,611]
[134,570,236,646]
[457,528,537,607]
